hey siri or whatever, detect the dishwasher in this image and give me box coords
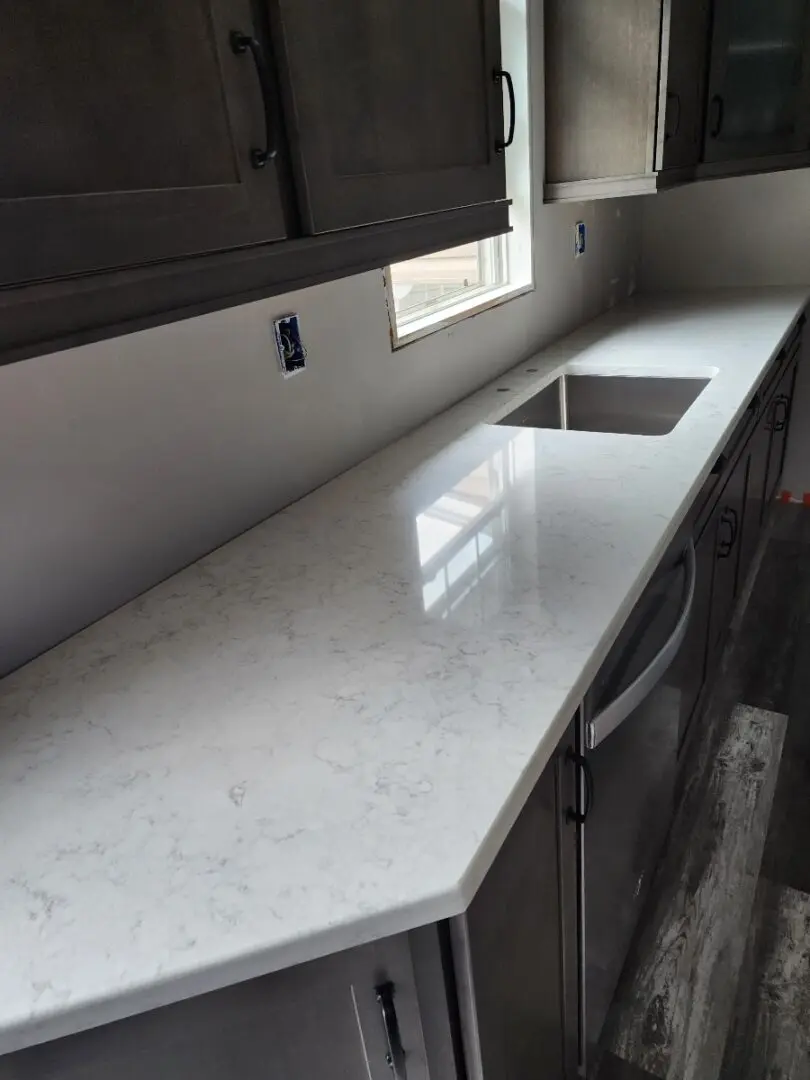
[572,524,698,1070]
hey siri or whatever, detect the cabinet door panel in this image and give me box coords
[703,0,810,161]
[659,0,712,169]
[0,0,288,284]
[765,358,800,504]
[706,455,749,677]
[270,0,507,232]
[453,735,573,1080]
[673,518,716,745]
[0,937,429,1080]
[739,418,772,587]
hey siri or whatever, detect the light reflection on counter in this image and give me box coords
[415,431,535,617]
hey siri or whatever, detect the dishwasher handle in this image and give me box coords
[586,540,697,750]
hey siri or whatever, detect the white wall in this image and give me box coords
[641,168,810,497]
[0,3,642,677]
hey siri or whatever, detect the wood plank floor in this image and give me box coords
[721,880,810,1080]
[603,704,786,1080]
[596,504,810,1080]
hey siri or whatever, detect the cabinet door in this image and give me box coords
[269,0,507,233]
[764,356,800,504]
[0,0,288,285]
[659,0,712,169]
[706,453,750,676]
[703,0,810,162]
[674,516,717,745]
[739,411,772,586]
[0,936,431,1080]
[452,730,576,1080]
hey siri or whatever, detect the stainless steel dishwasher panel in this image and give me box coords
[577,537,696,1065]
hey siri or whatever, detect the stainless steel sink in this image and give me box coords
[495,374,711,436]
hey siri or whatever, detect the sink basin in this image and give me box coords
[495,374,711,436]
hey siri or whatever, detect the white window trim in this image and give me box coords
[386,275,534,348]
[385,0,533,349]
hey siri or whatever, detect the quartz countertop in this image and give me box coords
[1,289,807,1053]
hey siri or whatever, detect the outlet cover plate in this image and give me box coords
[273,314,307,377]
[574,221,586,258]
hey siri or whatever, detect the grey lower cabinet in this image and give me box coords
[0,935,442,1080]
[704,449,750,675]
[677,318,803,746]
[764,352,800,506]
[0,736,578,1080]
[450,724,579,1080]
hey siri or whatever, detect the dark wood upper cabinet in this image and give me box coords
[269,0,507,233]
[0,0,290,286]
[658,0,712,171]
[703,0,810,162]
[0,0,510,365]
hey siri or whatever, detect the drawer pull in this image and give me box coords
[230,30,278,168]
[375,981,407,1080]
[494,69,516,153]
[566,748,594,824]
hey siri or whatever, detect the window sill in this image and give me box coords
[390,279,535,349]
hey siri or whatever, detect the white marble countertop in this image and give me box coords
[1,289,807,1054]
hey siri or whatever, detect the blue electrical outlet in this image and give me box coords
[574,221,586,257]
[273,313,307,376]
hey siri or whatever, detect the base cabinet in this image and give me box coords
[451,727,578,1080]
[681,318,803,746]
[0,935,441,1080]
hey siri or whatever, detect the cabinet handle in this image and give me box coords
[709,94,724,138]
[711,453,728,475]
[494,69,516,153]
[773,395,789,432]
[375,982,407,1080]
[566,748,594,824]
[665,91,681,140]
[230,30,278,168]
[717,507,738,558]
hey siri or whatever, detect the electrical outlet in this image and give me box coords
[273,313,307,377]
[574,221,586,258]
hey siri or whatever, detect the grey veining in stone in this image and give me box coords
[0,291,807,1052]
[721,880,810,1080]
[606,704,787,1080]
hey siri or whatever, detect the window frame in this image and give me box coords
[385,0,533,349]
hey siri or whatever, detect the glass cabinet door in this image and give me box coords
[704,0,810,161]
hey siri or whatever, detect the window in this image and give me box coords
[389,236,508,325]
[386,0,532,347]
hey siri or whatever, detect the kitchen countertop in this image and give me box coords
[1,289,807,1054]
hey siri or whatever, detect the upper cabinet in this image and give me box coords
[0,0,510,365]
[658,0,713,172]
[545,0,810,202]
[703,0,810,163]
[1,0,290,285]
[270,0,507,233]
[545,0,664,200]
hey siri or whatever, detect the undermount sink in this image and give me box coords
[495,374,711,436]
